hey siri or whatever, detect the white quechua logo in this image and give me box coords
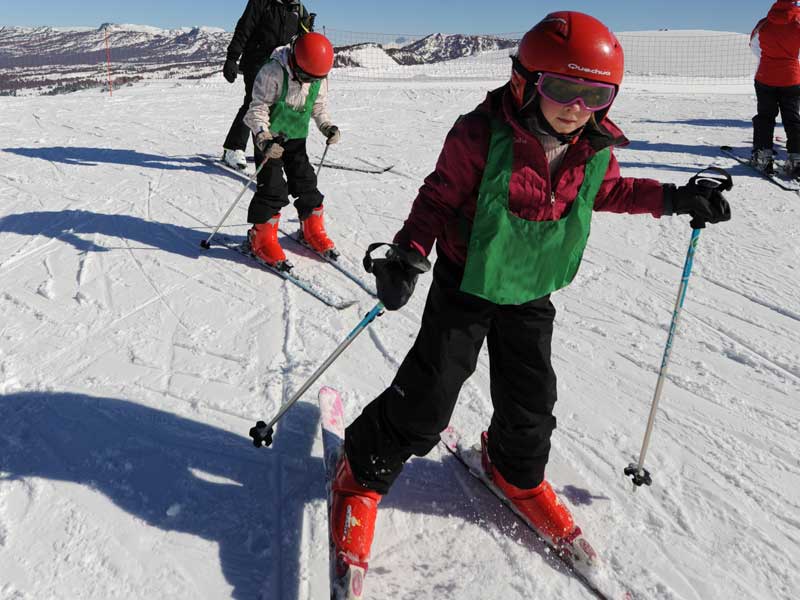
[568,63,612,77]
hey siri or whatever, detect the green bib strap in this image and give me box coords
[460,119,611,305]
[268,63,321,140]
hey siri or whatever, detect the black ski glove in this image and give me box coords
[223,57,239,83]
[663,181,731,228]
[364,243,431,311]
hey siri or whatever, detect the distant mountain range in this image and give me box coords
[0,24,230,68]
[0,25,519,95]
[386,33,517,65]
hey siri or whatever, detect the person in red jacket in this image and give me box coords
[750,0,800,176]
[329,11,732,586]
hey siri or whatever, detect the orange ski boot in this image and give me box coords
[300,205,338,257]
[481,432,597,567]
[330,452,382,574]
[247,214,288,269]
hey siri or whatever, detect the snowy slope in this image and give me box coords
[0,72,798,600]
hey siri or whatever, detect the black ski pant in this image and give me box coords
[753,80,800,154]
[223,68,266,165]
[246,137,324,224]
[345,251,559,495]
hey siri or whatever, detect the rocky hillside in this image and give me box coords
[385,33,517,65]
[0,26,519,95]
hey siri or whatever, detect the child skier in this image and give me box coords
[221,0,314,171]
[330,10,732,583]
[749,0,800,176]
[243,31,341,269]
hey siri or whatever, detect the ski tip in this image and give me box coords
[319,386,344,423]
[318,386,340,400]
[439,425,460,451]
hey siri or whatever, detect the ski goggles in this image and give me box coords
[290,55,323,83]
[536,72,616,112]
[293,64,321,83]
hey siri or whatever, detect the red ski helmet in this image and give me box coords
[510,12,624,109]
[291,32,334,79]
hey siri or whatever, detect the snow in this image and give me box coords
[0,64,799,600]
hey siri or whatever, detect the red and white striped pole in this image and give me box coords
[104,28,113,97]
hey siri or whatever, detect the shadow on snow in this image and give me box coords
[2,146,217,172]
[634,118,754,129]
[0,208,247,259]
[0,390,608,598]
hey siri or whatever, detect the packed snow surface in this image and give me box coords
[0,72,798,600]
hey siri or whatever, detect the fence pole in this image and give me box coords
[104,29,113,97]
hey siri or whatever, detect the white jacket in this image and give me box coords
[244,45,333,137]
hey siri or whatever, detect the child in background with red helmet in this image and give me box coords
[243,31,341,269]
[749,0,800,176]
[329,11,732,586]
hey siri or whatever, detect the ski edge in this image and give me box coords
[286,230,379,299]
[219,237,356,310]
[318,161,394,175]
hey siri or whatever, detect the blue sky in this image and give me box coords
[0,1,769,34]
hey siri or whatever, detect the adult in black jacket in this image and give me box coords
[222,0,314,169]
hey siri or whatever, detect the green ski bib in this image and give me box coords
[460,119,611,305]
[268,64,321,140]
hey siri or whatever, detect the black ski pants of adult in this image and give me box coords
[345,251,559,495]
[247,137,324,223]
[223,68,266,164]
[753,80,800,154]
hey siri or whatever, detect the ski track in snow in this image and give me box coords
[0,77,798,599]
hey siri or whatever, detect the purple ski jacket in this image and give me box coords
[393,85,665,267]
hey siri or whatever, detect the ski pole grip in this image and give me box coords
[363,242,390,273]
[689,166,733,193]
[363,242,431,274]
[688,166,733,229]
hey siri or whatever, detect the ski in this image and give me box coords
[216,234,356,310]
[319,387,368,600]
[440,427,632,600]
[201,155,379,298]
[315,159,394,175]
[286,230,378,298]
[719,146,800,192]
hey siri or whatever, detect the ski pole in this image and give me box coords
[625,167,732,491]
[316,143,330,178]
[200,134,286,250]
[249,301,385,447]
